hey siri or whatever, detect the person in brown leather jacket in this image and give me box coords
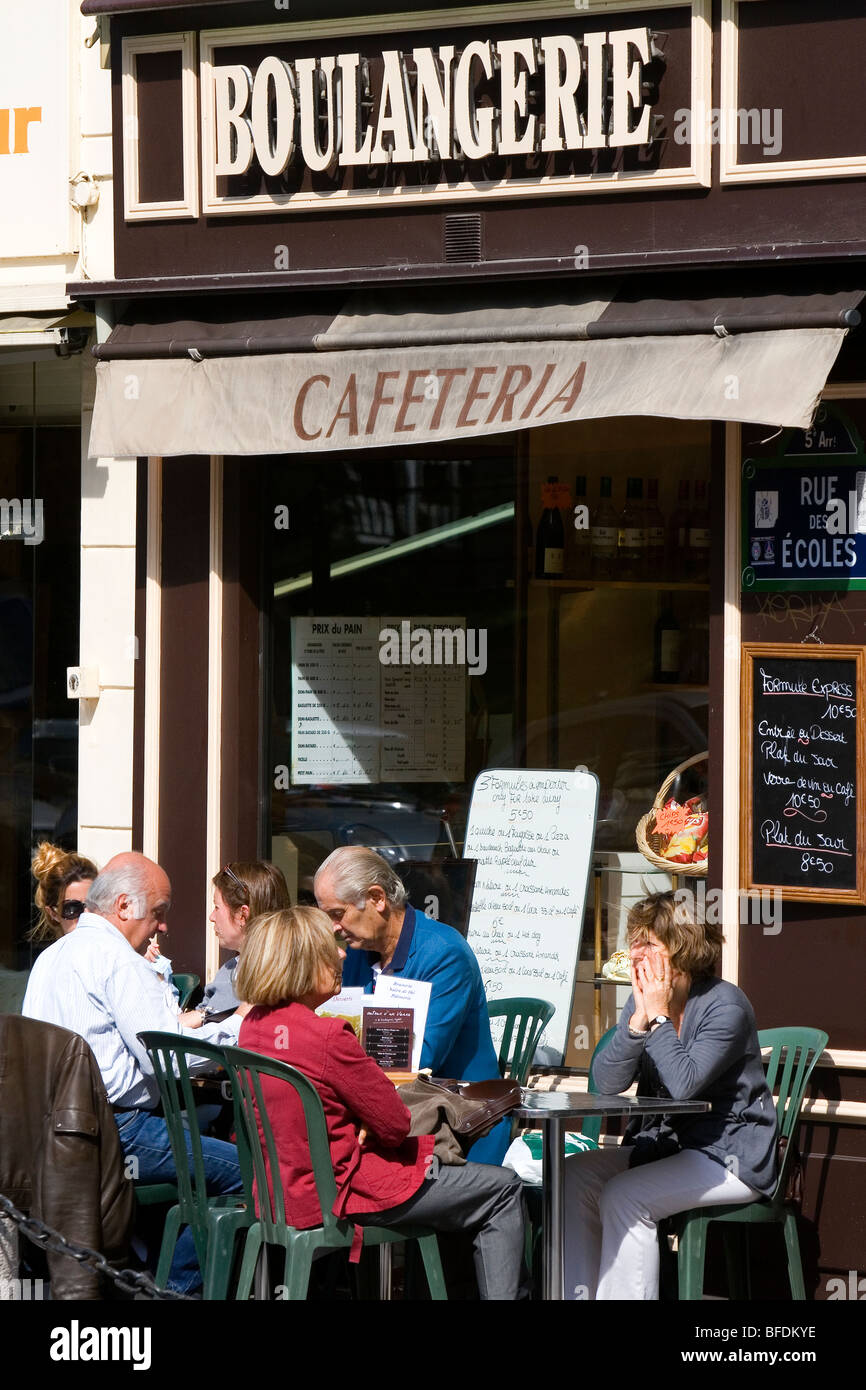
[0,1014,133,1298]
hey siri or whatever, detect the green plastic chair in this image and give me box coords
[222,1044,448,1301]
[487,998,556,1086]
[172,973,200,1010]
[672,1026,829,1301]
[138,1031,253,1299]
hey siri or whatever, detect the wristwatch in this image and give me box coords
[649,1015,671,1032]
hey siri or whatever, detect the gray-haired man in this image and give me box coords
[23,851,243,1293]
[315,845,509,1165]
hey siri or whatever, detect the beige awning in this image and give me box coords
[0,308,91,351]
[87,281,861,458]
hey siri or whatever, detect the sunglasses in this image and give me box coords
[221,864,249,899]
[60,899,88,921]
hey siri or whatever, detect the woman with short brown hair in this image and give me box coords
[563,891,777,1300]
[192,861,290,1020]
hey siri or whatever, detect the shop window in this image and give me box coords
[265,417,711,1063]
[0,392,81,1003]
[266,443,517,902]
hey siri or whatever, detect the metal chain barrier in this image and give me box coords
[0,1192,193,1301]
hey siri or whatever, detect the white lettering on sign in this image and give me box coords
[250,56,296,176]
[208,27,656,182]
[297,56,340,172]
[213,65,254,176]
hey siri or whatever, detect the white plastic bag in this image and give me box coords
[503,1130,598,1185]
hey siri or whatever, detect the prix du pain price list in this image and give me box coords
[752,658,858,891]
[290,616,465,784]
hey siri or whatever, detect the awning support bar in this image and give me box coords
[92,305,860,361]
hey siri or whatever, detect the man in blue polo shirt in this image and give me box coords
[314,845,507,1164]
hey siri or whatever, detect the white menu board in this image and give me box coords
[464,768,599,1064]
[291,616,466,784]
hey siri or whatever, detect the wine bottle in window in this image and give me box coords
[567,474,591,578]
[535,476,565,578]
[617,477,647,579]
[653,594,681,683]
[645,477,665,577]
[591,476,619,580]
[688,480,711,581]
[669,480,690,580]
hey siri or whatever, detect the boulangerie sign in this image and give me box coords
[207,27,660,176]
[120,3,710,222]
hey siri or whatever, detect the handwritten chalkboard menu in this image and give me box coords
[464,769,599,1063]
[741,644,866,904]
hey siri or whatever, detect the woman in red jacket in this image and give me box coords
[236,905,525,1300]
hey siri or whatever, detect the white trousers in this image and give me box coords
[563,1146,760,1300]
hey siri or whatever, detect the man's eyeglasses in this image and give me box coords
[60,900,88,921]
[221,864,249,899]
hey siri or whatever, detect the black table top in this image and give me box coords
[515,1092,710,1123]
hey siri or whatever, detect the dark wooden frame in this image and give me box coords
[740,641,866,905]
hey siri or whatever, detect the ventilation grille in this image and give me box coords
[444,213,483,263]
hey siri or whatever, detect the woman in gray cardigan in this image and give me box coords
[564,892,777,1300]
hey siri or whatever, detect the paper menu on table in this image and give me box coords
[372,974,432,1071]
[361,1006,414,1071]
[316,987,365,1041]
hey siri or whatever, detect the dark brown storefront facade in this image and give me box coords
[76,0,866,1299]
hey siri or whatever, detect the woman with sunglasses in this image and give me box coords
[183,861,290,1024]
[30,841,181,1002]
[29,842,98,940]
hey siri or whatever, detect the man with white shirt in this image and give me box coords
[23,851,244,1293]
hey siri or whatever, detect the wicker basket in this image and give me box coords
[635,751,709,877]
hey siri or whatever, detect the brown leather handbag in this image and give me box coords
[397,1075,522,1163]
[435,1077,523,1140]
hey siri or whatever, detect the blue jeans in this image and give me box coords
[114,1107,243,1294]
